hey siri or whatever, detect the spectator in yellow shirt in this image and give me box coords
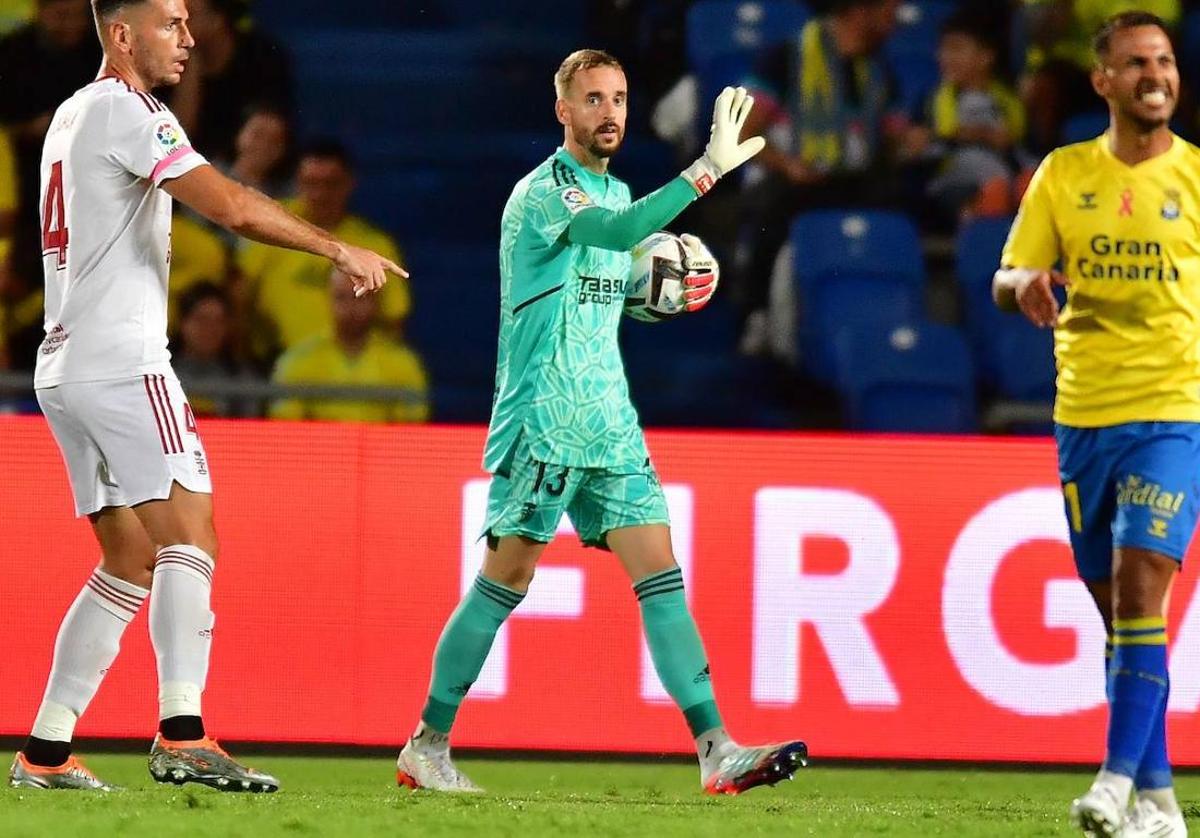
[238,140,409,364]
[169,212,231,325]
[0,1,32,36]
[269,269,429,424]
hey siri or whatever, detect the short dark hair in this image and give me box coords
[826,0,890,15]
[91,0,146,21]
[941,11,999,53]
[298,138,355,172]
[177,281,230,320]
[1093,11,1172,60]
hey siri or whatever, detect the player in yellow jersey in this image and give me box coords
[994,13,1192,838]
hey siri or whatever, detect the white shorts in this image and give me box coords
[37,373,213,517]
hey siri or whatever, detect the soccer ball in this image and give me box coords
[624,232,692,322]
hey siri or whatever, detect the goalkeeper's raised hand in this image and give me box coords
[681,86,767,196]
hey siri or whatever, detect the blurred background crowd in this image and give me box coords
[0,0,1193,433]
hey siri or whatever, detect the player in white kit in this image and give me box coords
[8,0,402,793]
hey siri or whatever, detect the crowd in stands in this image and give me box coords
[0,0,1194,433]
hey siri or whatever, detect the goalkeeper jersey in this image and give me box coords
[483,147,647,472]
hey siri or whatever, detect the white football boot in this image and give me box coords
[1125,796,1188,838]
[1071,782,1129,837]
[396,739,482,793]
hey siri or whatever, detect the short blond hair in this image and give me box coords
[554,49,624,99]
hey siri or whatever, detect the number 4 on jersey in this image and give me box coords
[42,160,69,268]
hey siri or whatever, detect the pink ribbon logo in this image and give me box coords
[1119,189,1134,217]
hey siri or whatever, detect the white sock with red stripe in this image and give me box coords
[31,567,149,742]
[150,545,215,722]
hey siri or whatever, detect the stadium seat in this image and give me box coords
[1182,10,1200,92]
[890,0,957,53]
[883,1,956,111]
[791,209,926,287]
[955,215,1013,374]
[834,321,977,433]
[350,167,513,244]
[405,272,499,405]
[789,209,926,381]
[955,216,1057,400]
[625,349,794,429]
[887,53,939,114]
[991,321,1055,402]
[253,0,450,31]
[685,0,811,68]
[1060,111,1109,145]
[686,1,811,137]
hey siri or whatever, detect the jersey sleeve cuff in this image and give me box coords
[151,147,206,185]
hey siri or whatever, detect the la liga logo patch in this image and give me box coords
[154,121,181,150]
[560,187,592,214]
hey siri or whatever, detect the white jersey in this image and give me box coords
[34,75,208,388]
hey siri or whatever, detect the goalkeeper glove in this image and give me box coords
[680,233,719,312]
[681,86,766,196]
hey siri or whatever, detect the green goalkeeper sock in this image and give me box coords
[635,567,723,737]
[421,575,525,733]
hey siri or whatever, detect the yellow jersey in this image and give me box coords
[1002,133,1200,427]
[269,332,429,424]
[169,213,230,323]
[237,202,410,359]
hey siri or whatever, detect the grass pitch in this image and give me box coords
[4,753,1198,836]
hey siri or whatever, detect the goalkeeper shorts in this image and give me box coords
[481,437,669,550]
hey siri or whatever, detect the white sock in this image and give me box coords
[32,568,148,741]
[1139,787,1180,816]
[695,726,735,780]
[1094,769,1134,806]
[150,545,215,721]
[410,721,450,754]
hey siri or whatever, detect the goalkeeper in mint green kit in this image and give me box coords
[397,49,807,795]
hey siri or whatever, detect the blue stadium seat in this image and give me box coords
[405,273,499,402]
[293,66,545,138]
[443,0,584,37]
[883,1,955,110]
[1060,111,1109,145]
[991,321,1055,402]
[792,209,925,286]
[955,216,1057,398]
[687,1,811,137]
[686,0,811,68]
[1182,10,1200,87]
[790,209,926,382]
[350,168,513,244]
[254,0,450,31]
[888,53,939,114]
[625,347,794,429]
[834,321,977,433]
[887,0,957,55]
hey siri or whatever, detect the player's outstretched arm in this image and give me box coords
[567,87,765,252]
[162,165,406,295]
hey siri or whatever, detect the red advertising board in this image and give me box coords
[2,416,1198,763]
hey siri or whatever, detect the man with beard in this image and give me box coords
[994,13,1194,837]
[8,0,400,793]
[395,49,806,795]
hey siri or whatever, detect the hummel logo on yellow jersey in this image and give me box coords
[1078,192,1098,210]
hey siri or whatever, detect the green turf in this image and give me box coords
[3,754,1198,836]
